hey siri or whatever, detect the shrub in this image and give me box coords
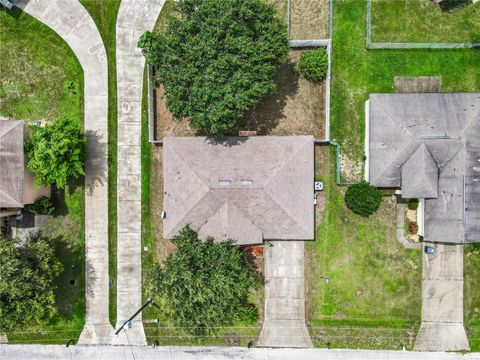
[296,47,328,83]
[409,222,418,235]
[26,196,54,215]
[407,198,419,210]
[24,118,87,189]
[147,225,261,336]
[345,181,382,217]
[138,0,289,136]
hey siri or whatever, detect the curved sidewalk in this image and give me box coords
[115,0,165,345]
[16,0,112,344]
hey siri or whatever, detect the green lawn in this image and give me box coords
[306,146,421,349]
[79,0,121,327]
[0,8,83,123]
[464,244,480,351]
[331,0,480,164]
[7,183,86,344]
[1,7,86,344]
[371,0,480,43]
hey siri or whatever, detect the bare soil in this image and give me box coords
[290,0,329,39]
[155,85,195,139]
[238,50,326,139]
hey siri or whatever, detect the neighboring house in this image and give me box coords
[163,136,314,245]
[0,120,50,218]
[365,93,480,244]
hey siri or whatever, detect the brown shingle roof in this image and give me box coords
[0,120,24,208]
[163,136,314,245]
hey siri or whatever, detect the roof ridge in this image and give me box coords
[226,200,263,239]
[164,145,210,238]
[369,97,416,185]
[0,120,22,140]
[262,138,311,188]
[0,187,22,208]
[262,140,313,236]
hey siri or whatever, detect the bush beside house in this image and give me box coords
[345,181,383,217]
[24,118,87,189]
[297,47,328,83]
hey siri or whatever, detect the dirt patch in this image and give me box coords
[155,85,195,139]
[394,76,442,93]
[150,146,175,262]
[340,152,363,182]
[239,50,326,138]
[290,0,329,39]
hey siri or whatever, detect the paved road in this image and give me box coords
[16,0,113,344]
[257,241,312,348]
[115,0,165,346]
[1,345,480,360]
[414,243,470,351]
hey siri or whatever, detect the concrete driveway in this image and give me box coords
[257,241,312,348]
[414,243,470,351]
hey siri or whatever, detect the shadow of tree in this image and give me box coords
[438,0,472,12]
[205,137,249,147]
[84,130,107,196]
[236,58,300,135]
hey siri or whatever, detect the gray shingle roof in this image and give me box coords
[163,136,314,245]
[401,143,438,199]
[368,93,480,244]
[0,120,24,208]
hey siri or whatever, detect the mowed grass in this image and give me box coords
[0,8,83,122]
[371,0,480,43]
[331,0,480,163]
[464,245,480,351]
[79,0,121,327]
[7,184,86,344]
[1,7,86,344]
[306,146,421,349]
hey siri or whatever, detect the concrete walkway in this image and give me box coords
[16,0,113,344]
[257,241,312,348]
[2,345,479,360]
[414,243,470,351]
[115,0,165,345]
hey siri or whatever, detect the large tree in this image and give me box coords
[138,0,289,136]
[0,234,62,332]
[24,118,87,189]
[147,226,261,336]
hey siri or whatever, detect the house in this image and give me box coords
[0,120,50,218]
[163,136,314,245]
[365,93,480,244]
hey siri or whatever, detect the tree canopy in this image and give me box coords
[138,0,289,136]
[24,118,86,189]
[345,181,383,217]
[0,234,62,332]
[147,226,261,336]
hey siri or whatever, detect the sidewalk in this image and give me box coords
[115,0,165,346]
[16,0,113,344]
